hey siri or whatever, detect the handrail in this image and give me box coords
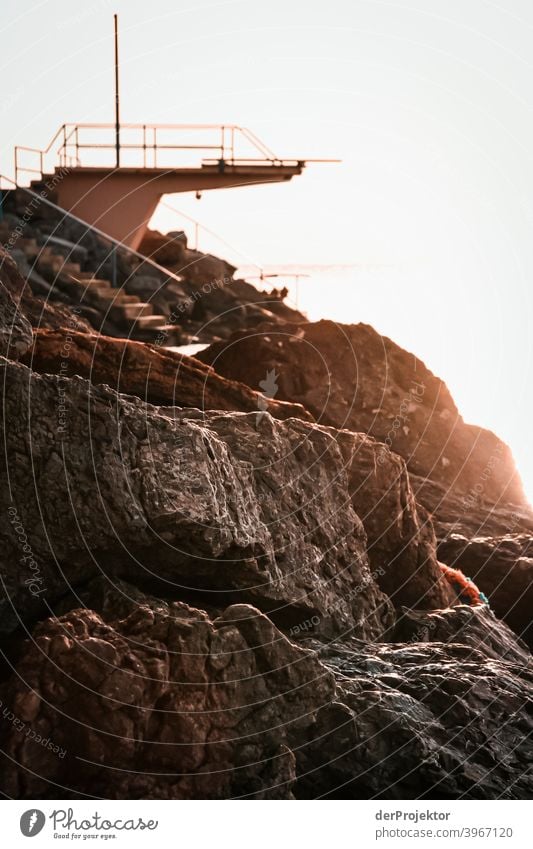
[160,199,264,270]
[238,126,279,161]
[13,122,339,185]
[0,172,185,287]
[14,123,280,184]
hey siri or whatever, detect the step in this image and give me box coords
[72,271,110,282]
[22,246,40,260]
[17,237,38,251]
[41,234,88,260]
[131,323,183,344]
[138,323,183,336]
[53,277,114,306]
[87,288,139,302]
[39,256,81,275]
[109,302,154,321]
[50,257,81,274]
[35,257,58,274]
[52,259,82,274]
[90,293,140,307]
[62,274,111,289]
[36,246,56,259]
[128,314,171,329]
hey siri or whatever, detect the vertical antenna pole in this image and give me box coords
[114,13,120,168]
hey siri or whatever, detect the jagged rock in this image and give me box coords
[0,357,392,639]
[0,277,32,359]
[411,473,533,648]
[175,415,452,613]
[437,534,533,647]
[198,320,529,518]
[123,274,190,320]
[179,248,235,286]
[22,328,312,421]
[1,593,530,799]
[136,227,306,340]
[330,429,454,609]
[2,234,532,801]
[0,600,335,799]
[391,604,531,665]
[0,246,92,333]
[410,474,533,538]
[2,197,305,345]
[298,617,533,799]
[137,229,187,267]
[198,320,533,641]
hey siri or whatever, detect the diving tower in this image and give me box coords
[14,123,325,251]
[12,17,336,252]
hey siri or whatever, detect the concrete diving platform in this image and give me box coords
[15,124,333,250]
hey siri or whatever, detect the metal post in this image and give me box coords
[114,14,120,168]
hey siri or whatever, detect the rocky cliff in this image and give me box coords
[1,247,532,800]
[198,320,527,511]
[1,190,304,346]
[199,320,533,645]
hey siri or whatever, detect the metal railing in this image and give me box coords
[158,199,265,269]
[13,123,315,185]
[0,172,185,288]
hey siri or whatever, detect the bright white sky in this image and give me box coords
[2,0,533,502]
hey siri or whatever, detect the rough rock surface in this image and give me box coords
[0,246,92,333]
[22,328,312,421]
[1,192,305,345]
[333,429,455,609]
[299,610,533,799]
[410,478,533,646]
[437,534,533,647]
[0,357,392,640]
[198,320,528,515]
[410,474,533,539]
[199,320,533,642]
[1,593,530,799]
[136,228,306,341]
[392,603,531,664]
[0,600,334,799]
[0,278,32,359]
[137,228,189,268]
[1,253,532,801]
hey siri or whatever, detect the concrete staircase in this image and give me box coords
[0,223,181,344]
